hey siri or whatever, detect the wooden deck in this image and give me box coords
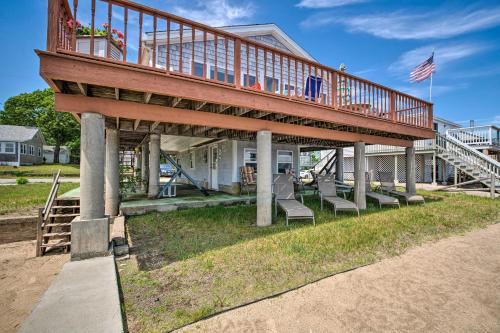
[39,0,434,149]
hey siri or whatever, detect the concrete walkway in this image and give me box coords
[19,256,124,333]
[0,178,79,185]
[182,223,500,333]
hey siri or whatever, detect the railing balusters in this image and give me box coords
[191,27,195,76]
[71,0,78,50]
[225,38,229,83]
[106,1,112,58]
[138,12,143,64]
[202,30,206,78]
[254,45,258,88]
[90,0,95,56]
[152,16,157,68]
[288,57,291,97]
[123,7,127,62]
[179,23,183,73]
[263,50,267,91]
[166,18,170,72]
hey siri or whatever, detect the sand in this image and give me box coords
[181,223,500,333]
[0,241,68,333]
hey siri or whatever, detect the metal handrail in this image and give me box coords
[42,170,61,222]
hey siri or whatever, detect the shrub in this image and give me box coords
[16,177,29,185]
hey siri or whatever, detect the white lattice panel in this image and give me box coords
[344,157,354,180]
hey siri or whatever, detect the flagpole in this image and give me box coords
[429,72,433,102]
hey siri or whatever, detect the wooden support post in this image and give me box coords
[234,39,241,88]
[36,207,44,257]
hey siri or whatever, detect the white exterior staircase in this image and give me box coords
[435,132,500,193]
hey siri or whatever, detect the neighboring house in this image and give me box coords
[43,145,71,164]
[319,117,499,184]
[0,125,45,166]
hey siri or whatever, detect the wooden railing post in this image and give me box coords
[47,0,61,52]
[234,38,241,88]
[36,207,44,257]
[390,92,396,122]
[428,103,434,129]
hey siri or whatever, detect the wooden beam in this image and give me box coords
[71,113,81,123]
[55,94,414,147]
[172,97,182,107]
[150,121,160,131]
[37,51,434,139]
[194,101,207,110]
[134,119,140,131]
[77,82,88,96]
[116,117,120,129]
[114,88,120,100]
[144,92,152,104]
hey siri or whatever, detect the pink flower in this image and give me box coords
[117,31,124,39]
[112,28,117,34]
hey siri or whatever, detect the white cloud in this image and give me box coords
[389,43,490,76]
[296,0,369,9]
[301,6,500,39]
[172,0,254,27]
[395,83,467,100]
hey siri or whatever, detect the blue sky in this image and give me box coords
[1,0,499,126]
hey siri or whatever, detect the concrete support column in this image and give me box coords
[134,150,141,178]
[256,130,272,227]
[354,142,366,210]
[80,113,105,220]
[406,146,416,194]
[148,133,160,198]
[105,129,120,217]
[74,112,109,260]
[141,141,149,192]
[335,147,344,182]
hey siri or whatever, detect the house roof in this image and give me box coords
[43,145,70,152]
[217,24,316,61]
[143,23,316,62]
[0,125,42,142]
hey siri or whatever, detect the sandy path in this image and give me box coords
[0,241,68,333]
[181,223,500,333]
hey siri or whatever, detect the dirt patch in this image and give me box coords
[181,223,500,333]
[0,241,68,333]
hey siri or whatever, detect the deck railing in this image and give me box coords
[47,0,433,129]
[365,139,434,154]
[447,126,500,148]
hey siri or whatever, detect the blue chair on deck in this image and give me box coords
[304,76,322,101]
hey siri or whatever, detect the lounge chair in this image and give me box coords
[317,175,359,216]
[377,171,425,205]
[273,174,315,226]
[365,172,400,208]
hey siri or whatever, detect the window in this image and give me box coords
[29,145,35,156]
[433,122,438,131]
[20,143,27,155]
[0,142,15,154]
[194,62,204,78]
[244,148,257,171]
[277,150,293,174]
[189,151,195,169]
[38,147,42,157]
[210,66,234,83]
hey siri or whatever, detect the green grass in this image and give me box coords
[0,164,80,177]
[119,191,500,333]
[0,183,80,216]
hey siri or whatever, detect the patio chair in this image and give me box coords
[240,166,256,195]
[377,171,425,205]
[365,172,400,208]
[317,175,359,216]
[273,174,315,226]
[304,75,323,102]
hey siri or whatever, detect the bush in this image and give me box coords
[16,177,29,185]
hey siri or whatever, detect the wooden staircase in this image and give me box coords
[36,171,80,256]
[435,133,500,196]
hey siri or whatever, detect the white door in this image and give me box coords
[210,146,218,190]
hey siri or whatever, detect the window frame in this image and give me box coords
[1,142,16,154]
[277,150,293,174]
[189,150,195,169]
[244,148,257,171]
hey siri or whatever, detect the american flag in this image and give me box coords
[410,52,436,82]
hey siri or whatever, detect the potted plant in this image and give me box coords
[67,19,125,60]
